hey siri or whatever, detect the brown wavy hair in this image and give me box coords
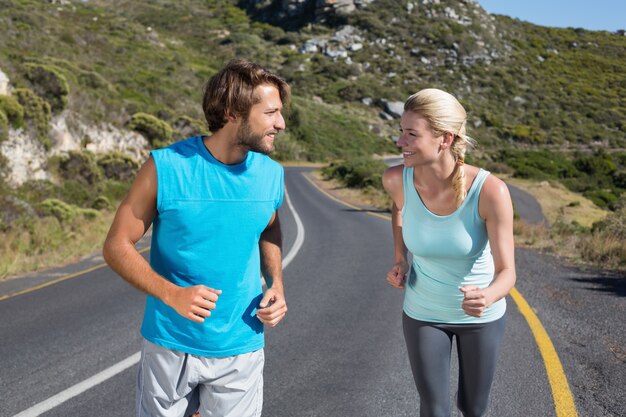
[202,59,290,132]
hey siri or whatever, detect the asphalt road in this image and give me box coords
[0,167,623,416]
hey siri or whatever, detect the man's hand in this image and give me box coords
[386,261,408,289]
[460,285,491,317]
[166,285,222,323]
[256,287,287,327]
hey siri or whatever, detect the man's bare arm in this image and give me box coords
[256,212,287,327]
[103,157,220,323]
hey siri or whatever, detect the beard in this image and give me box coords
[236,118,275,155]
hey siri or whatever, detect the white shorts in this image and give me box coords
[137,339,264,417]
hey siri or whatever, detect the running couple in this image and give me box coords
[104,59,515,417]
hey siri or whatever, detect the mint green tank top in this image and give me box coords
[402,167,506,324]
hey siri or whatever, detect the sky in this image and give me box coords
[477,0,625,32]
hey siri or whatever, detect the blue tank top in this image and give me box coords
[141,136,284,356]
[402,167,506,324]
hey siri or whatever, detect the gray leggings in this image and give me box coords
[402,313,506,417]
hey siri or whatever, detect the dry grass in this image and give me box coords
[0,211,114,280]
[503,175,609,228]
[578,232,626,269]
[310,170,391,210]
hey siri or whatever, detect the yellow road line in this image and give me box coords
[0,247,151,302]
[509,288,578,417]
[303,171,578,417]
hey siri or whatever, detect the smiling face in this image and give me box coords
[397,111,443,167]
[236,84,285,155]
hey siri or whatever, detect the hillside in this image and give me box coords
[0,0,624,274]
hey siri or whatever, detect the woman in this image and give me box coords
[382,88,516,417]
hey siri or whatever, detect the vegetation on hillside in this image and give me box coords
[0,0,624,275]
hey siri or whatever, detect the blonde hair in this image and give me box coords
[404,88,476,208]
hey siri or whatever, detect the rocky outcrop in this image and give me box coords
[1,112,147,186]
[0,67,148,186]
[49,112,148,161]
[280,0,372,21]
[241,0,373,29]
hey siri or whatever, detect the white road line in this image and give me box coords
[282,188,305,268]
[13,186,306,417]
[13,353,141,417]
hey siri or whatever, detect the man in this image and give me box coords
[103,59,289,417]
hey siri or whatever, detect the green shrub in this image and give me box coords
[97,152,139,181]
[584,189,619,209]
[592,206,626,238]
[172,115,208,139]
[13,88,52,149]
[58,151,104,185]
[38,198,77,222]
[322,157,388,189]
[92,195,112,210]
[78,207,100,219]
[574,152,617,177]
[24,63,70,112]
[77,70,114,91]
[581,207,626,268]
[498,149,579,180]
[0,95,25,128]
[129,112,173,148]
[37,198,100,223]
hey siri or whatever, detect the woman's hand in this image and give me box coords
[387,261,409,289]
[460,286,492,317]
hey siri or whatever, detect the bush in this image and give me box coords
[58,151,104,185]
[92,196,112,210]
[579,208,626,268]
[97,152,139,181]
[24,63,70,112]
[172,115,208,139]
[574,152,617,177]
[129,112,173,148]
[0,95,25,128]
[38,198,77,222]
[592,207,626,238]
[77,71,113,91]
[322,157,388,189]
[584,189,619,209]
[37,198,100,223]
[498,149,579,180]
[14,88,52,149]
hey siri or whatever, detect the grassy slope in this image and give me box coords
[0,0,624,275]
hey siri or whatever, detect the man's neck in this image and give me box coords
[202,133,248,165]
